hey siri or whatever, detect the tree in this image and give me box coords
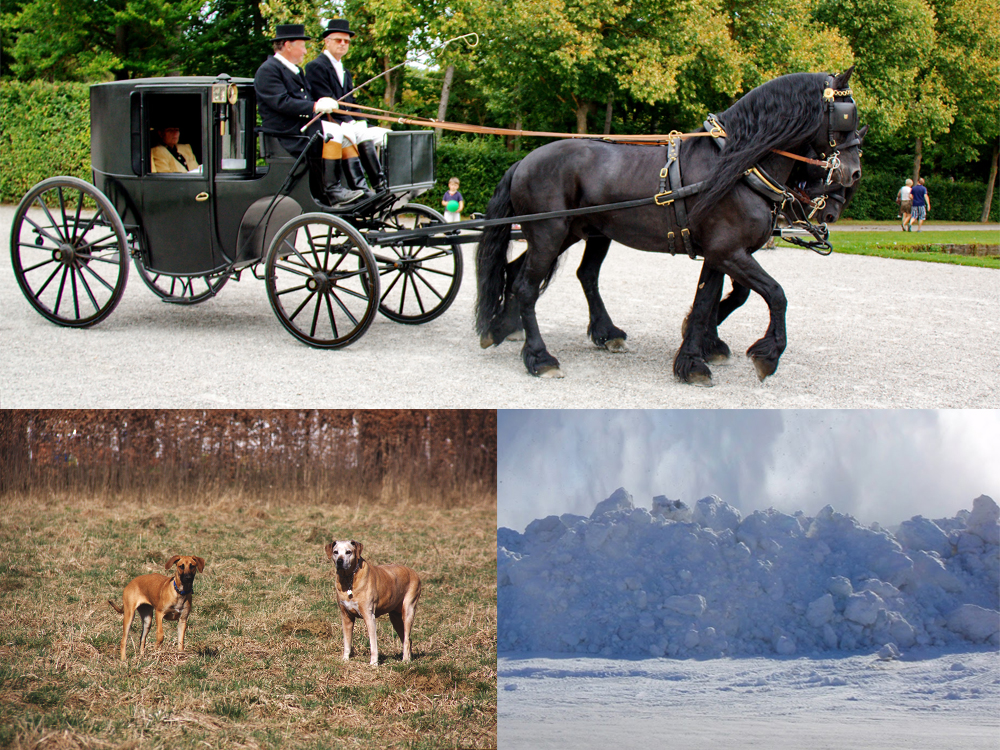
[814,0,953,180]
[467,0,745,137]
[3,0,201,80]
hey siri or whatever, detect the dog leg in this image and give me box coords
[401,600,418,662]
[138,608,153,657]
[340,610,355,661]
[120,606,136,661]
[154,610,166,651]
[177,616,188,652]
[389,611,406,660]
[362,608,379,665]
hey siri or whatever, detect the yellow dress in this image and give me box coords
[151,144,199,173]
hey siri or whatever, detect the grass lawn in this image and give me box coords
[0,491,497,749]
[782,223,1000,268]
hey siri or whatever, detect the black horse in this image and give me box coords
[488,126,867,367]
[476,69,862,381]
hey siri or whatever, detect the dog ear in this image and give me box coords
[354,541,363,560]
[324,542,335,561]
[165,555,181,570]
[193,556,206,573]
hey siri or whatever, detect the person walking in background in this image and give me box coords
[910,177,930,232]
[896,178,913,231]
[442,177,464,223]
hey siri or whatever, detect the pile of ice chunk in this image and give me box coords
[498,488,1000,657]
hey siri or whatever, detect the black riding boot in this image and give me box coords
[322,159,364,206]
[357,141,387,193]
[343,157,376,200]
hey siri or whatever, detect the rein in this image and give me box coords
[322,101,845,174]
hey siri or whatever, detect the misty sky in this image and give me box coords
[498,410,1000,531]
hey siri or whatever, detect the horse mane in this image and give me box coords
[687,72,828,228]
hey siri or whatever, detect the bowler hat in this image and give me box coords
[272,24,311,43]
[322,19,356,38]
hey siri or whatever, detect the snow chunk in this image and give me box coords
[806,594,835,628]
[664,595,707,617]
[876,642,901,661]
[524,515,568,546]
[896,516,951,557]
[966,495,999,545]
[692,495,742,532]
[844,591,884,626]
[591,487,634,519]
[946,604,1000,644]
[652,496,691,522]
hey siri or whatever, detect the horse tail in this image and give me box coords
[476,161,520,338]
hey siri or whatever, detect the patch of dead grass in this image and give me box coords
[0,491,497,749]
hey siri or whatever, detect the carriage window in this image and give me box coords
[143,93,204,175]
[216,92,251,173]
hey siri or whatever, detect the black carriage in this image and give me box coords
[10,74,462,348]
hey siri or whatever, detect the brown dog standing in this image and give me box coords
[108,555,205,661]
[325,540,421,665]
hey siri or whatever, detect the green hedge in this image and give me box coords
[844,169,998,222]
[427,137,524,217]
[3,81,996,223]
[0,81,91,204]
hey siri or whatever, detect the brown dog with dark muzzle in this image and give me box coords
[108,555,205,661]
[325,540,421,665]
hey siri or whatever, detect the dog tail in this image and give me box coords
[107,599,123,614]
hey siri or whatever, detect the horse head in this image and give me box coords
[798,122,867,223]
[811,67,863,187]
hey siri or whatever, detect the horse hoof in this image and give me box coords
[750,356,775,381]
[687,371,713,387]
[538,366,565,379]
[479,334,494,349]
[604,338,629,353]
[706,352,730,365]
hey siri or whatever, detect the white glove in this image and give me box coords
[314,97,339,114]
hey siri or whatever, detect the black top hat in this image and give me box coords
[322,19,356,38]
[272,24,311,43]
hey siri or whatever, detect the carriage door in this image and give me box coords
[136,91,221,275]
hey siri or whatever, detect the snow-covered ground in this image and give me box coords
[498,489,1000,748]
[499,647,1000,749]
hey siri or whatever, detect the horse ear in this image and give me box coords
[835,66,855,88]
[858,123,869,141]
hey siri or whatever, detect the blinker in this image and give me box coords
[831,101,857,132]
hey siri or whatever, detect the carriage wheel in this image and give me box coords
[132,239,228,305]
[370,204,463,324]
[264,213,380,349]
[10,176,128,327]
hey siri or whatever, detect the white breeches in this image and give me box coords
[321,120,391,147]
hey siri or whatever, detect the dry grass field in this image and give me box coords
[0,490,496,749]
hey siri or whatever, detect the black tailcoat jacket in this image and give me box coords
[304,54,358,124]
[254,55,316,155]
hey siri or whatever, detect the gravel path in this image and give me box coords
[2,205,997,408]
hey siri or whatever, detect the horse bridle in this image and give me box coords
[820,77,862,183]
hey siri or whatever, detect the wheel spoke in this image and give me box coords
[70,189,85,244]
[35,195,68,244]
[274,260,318,280]
[410,269,446,303]
[75,265,102,313]
[332,281,374,303]
[79,260,118,294]
[328,286,360,327]
[35,263,63,297]
[22,212,65,247]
